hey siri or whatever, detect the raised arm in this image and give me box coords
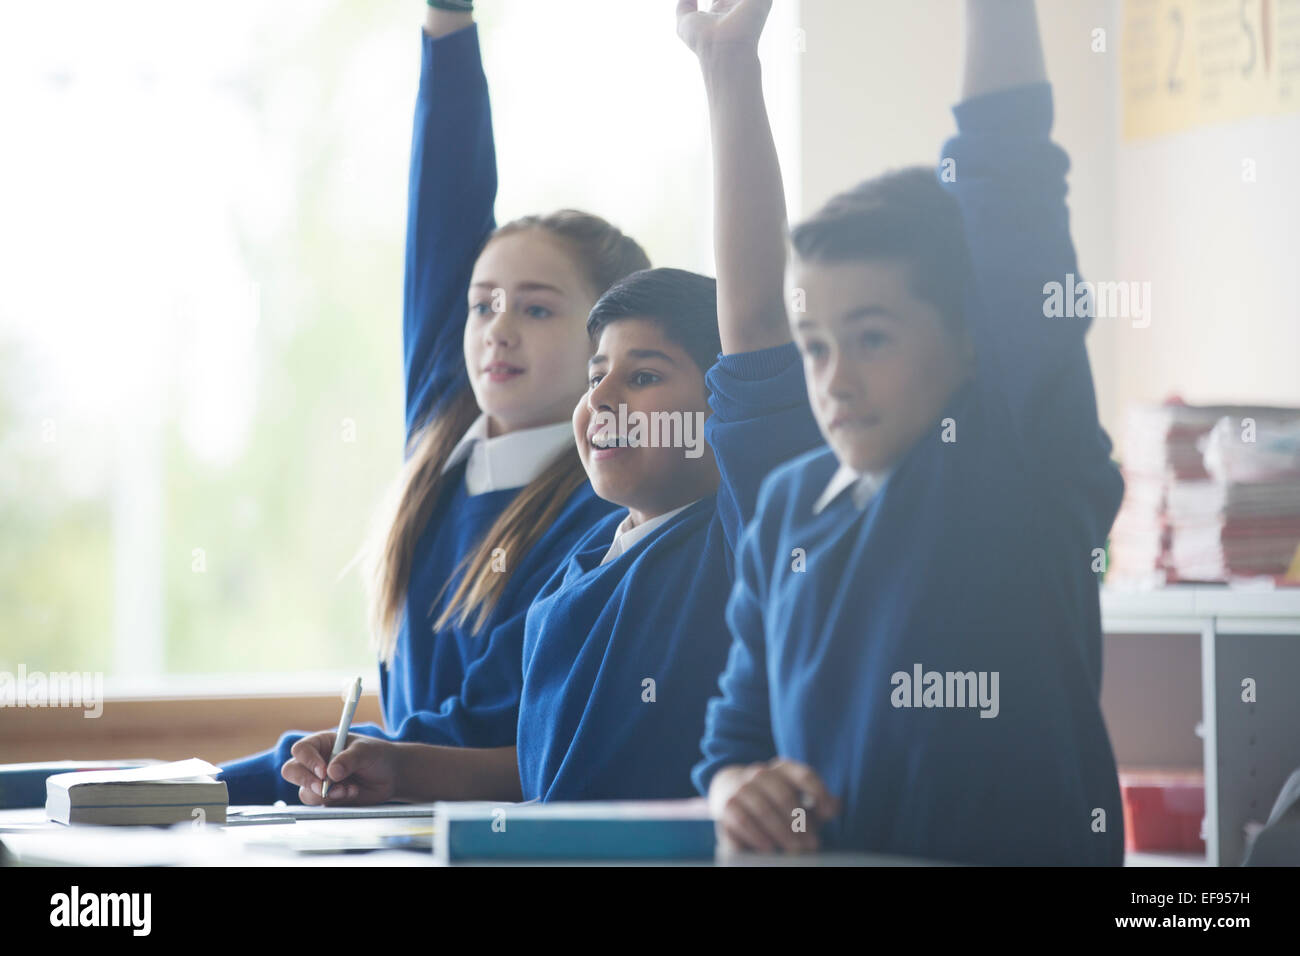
[677,0,789,354]
[425,3,473,40]
[403,6,498,438]
[677,0,819,554]
[962,0,1046,99]
[942,1,1108,463]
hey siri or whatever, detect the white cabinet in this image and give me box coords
[1101,587,1300,866]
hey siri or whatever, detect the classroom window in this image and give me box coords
[0,0,795,692]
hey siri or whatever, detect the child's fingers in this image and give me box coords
[718,802,777,854]
[280,758,319,792]
[320,781,362,805]
[289,732,336,779]
[773,760,840,820]
[297,783,323,806]
[746,772,821,852]
[323,735,370,783]
[749,762,804,811]
[729,781,805,852]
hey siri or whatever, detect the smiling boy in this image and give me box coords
[514,266,814,800]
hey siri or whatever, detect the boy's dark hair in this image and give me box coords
[790,166,972,335]
[586,268,722,374]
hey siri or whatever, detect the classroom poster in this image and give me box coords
[1122,0,1300,139]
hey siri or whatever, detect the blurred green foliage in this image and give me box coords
[1,0,712,680]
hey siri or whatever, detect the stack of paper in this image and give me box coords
[1110,401,1300,585]
[1166,416,1300,582]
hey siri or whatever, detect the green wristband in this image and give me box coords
[427,0,473,11]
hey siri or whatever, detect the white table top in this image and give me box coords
[1101,585,1300,631]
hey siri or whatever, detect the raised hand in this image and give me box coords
[963,0,1046,99]
[678,0,789,354]
[425,1,474,40]
[676,0,773,60]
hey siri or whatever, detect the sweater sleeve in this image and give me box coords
[938,83,1110,470]
[692,511,778,794]
[403,24,498,439]
[704,342,821,558]
[381,492,611,747]
[381,599,529,748]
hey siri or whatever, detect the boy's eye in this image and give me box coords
[470,302,493,317]
[860,329,890,349]
[588,372,604,388]
[524,305,553,319]
[632,371,660,387]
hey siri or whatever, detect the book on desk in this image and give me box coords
[433,799,716,863]
[44,759,227,826]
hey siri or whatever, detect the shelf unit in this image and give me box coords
[1100,586,1300,866]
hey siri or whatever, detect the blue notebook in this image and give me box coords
[434,799,716,863]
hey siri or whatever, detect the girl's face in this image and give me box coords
[464,230,597,437]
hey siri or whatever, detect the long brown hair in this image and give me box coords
[365,211,650,663]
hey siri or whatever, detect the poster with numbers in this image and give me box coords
[1122,0,1300,139]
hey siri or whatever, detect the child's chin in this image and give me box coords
[475,398,521,424]
[834,441,884,475]
[588,474,632,509]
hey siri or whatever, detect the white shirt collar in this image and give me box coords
[599,501,698,566]
[811,463,891,516]
[441,413,574,496]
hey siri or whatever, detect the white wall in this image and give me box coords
[1112,96,1300,417]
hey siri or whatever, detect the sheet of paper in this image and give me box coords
[226,802,439,821]
[231,818,436,854]
[46,758,224,788]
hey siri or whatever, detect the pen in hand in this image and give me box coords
[321,676,362,800]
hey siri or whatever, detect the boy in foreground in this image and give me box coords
[695,0,1126,865]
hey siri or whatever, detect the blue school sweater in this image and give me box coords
[516,344,823,802]
[219,25,615,805]
[693,84,1126,866]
